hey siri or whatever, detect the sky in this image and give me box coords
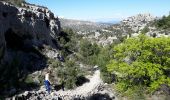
[26,0,170,22]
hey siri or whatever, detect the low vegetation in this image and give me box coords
[155,15,170,29]
[77,37,114,83]
[56,28,114,86]
[141,26,150,34]
[52,28,86,89]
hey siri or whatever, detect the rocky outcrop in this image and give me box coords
[0,1,60,63]
[73,14,156,46]
[121,13,155,32]
[121,13,170,38]
[0,1,61,96]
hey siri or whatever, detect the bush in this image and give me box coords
[79,39,94,57]
[50,60,61,68]
[78,39,114,83]
[79,39,100,65]
[107,34,170,95]
[96,46,114,83]
[141,26,149,34]
[115,83,145,100]
[57,28,81,57]
[54,28,89,89]
[24,74,34,84]
[56,59,82,89]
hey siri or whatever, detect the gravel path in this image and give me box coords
[56,70,102,96]
[10,70,116,100]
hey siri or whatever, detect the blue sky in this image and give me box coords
[26,0,170,22]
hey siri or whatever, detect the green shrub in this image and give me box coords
[50,60,61,68]
[155,15,170,29]
[65,76,77,89]
[57,28,81,57]
[141,26,149,34]
[77,39,114,83]
[24,75,34,84]
[96,46,114,83]
[79,39,94,57]
[79,39,100,65]
[107,34,170,95]
[56,59,81,89]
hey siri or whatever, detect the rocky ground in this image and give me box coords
[7,70,116,100]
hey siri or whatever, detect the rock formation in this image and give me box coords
[121,13,155,32]
[0,1,60,63]
[0,1,61,96]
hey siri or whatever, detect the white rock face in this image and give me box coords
[98,36,117,46]
[121,13,155,32]
[0,1,60,62]
[44,49,59,59]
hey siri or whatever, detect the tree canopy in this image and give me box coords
[155,15,170,29]
[107,34,170,96]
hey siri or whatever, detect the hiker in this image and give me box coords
[44,70,51,94]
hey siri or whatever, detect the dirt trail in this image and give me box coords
[11,70,116,100]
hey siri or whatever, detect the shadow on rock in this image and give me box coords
[76,76,90,86]
[88,93,115,100]
[54,76,90,91]
[54,83,65,91]
[0,28,51,97]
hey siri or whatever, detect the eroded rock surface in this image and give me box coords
[0,1,61,96]
[0,1,60,63]
[121,13,155,32]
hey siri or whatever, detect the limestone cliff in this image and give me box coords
[121,13,155,32]
[0,1,60,63]
[0,1,61,96]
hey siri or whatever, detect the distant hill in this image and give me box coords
[96,19,121,24]
[97,20,120,25]
[59,18,110,31]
